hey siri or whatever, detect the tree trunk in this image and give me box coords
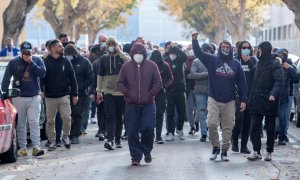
[88,30,99,45]
[282,0,300,30]
[2,0,38,47]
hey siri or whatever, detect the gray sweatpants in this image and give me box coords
[12,96,41,149]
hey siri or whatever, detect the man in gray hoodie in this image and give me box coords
[187,43,214,142]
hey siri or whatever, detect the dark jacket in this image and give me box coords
[164,46,187,94]
[185,56,196,96]
[117,43,163,105]
[70,55,94,96]
[150,50,173,89]
[192,39,248,103]
[42,55,78,98]
[1,56,46,97]
[249,42,283,116]
[280,65,298,101]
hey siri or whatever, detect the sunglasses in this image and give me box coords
[242,47,251,50]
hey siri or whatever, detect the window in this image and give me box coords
[273,28,276,41]
[283,25,287,39]
[269,29,272,40]
[288,24,292,39]
[278,27,281,40]
[265,30,268,41]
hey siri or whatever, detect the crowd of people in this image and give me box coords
[1,31,299,166]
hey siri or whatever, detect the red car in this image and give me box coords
[0,89,19,163]
[0,57,20,163]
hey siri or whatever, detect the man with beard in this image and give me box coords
[42,39,78,151]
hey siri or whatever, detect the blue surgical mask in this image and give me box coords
[221,48,230,56]
[241,49,250,56]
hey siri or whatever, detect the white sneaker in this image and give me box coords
[264,152,272,161]
[247,151,262,161]
[165,133,174,141]
[177,130,185,140]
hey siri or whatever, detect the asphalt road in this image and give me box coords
[1,123,300,180]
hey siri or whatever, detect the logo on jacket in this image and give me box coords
[216,63,234,77]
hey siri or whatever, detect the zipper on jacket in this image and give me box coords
[138,65,141,104]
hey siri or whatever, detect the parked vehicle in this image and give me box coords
[0,88,20,163]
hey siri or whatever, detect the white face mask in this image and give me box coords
[108,46,115,53]
[133,54,144,64]
[169,54,177,61]
[188,50,194,56]
[66,55,73,61]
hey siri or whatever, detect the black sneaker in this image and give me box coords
[144,156,152,163]
[115,141,123,148]
[155,137,164,144]
[104,141,115,150]
[98,133,105,141]
[195,122,199,132]
[45,140,51,147]
[240,147,251,154]
[200,135,207,142]
[221,151,229,161]
[95,129,101,137]
[209,147,220,160]
[131,160,140,166]
[62,138,71,149]
[278,140,286,145]
[285,136,289,142]
[231,144,239,152]
[188,127,195,135]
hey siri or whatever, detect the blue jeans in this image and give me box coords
[195,94,208,136]
[186,91,196,128]
[125,103,156,161]
[285,96,293,134]
[279,98,289,140]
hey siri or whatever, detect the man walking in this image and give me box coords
[192,32,248,161]
[118,42,162,166]
[42,39,78,151]
[2,41,46,156]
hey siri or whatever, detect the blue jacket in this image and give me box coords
[192,39,248,103]
[1,56,46,97]
[0,47,19,57]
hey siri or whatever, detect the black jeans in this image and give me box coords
[232,107,251,148]
[90,100,97,118]
[155,90,166,139]
[250,114,276,153]
[97,101,106,133]
[104,94,124,142]
[70,95,88,138]
[55,112,62,142]
[166,92,186,134]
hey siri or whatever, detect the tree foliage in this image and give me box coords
[37,0,137,44]
[161,0,280,43]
